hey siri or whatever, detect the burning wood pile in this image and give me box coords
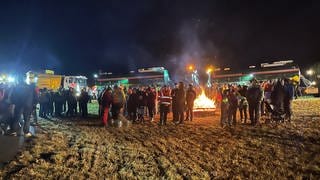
[193,90,216,112]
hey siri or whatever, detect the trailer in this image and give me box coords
[26,70,87,94]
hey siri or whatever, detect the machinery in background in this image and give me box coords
[26,70,87,95]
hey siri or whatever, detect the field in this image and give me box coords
[1,99,320,179]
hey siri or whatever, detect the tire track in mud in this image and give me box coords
[101,126,176,177]
[74,128,111,177]
[77,126,155,177]
[119,129,183,178]
[41,120,104,177]
[151,127,212,176]
[108,124,219,178]
[151,125,244,178]
[106,127,160,177]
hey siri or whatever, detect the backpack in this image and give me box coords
[112,89,125,105]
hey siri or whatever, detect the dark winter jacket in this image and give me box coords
[175,88,185,108]
[54,92,64,104]
[238,87,248,97]
[136,90,147,107]
[171,88,178,106]
[271,82,285,105]
[11,83,37,109]
[246,85,263,104]
[228,93,238,108]
[186,88,196,105]
[67,90,77,104]
[146,90,156,106]
[80,91,90,104]
[284,83,295,100]
[127,92,139,110]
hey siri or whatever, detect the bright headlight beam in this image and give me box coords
[8,76,15,82]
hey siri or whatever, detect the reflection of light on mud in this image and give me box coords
[193,90,216,112]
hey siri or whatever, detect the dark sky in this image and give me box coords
[0,0,319,77]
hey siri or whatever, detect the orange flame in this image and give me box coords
[194,90,216,110]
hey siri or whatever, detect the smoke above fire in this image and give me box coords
[167,20,219,83]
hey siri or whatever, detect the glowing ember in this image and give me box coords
[193,90,216,111]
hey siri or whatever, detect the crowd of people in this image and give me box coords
[0,81,91,136]
[0,76,297,136]
[98,77,296,128]
[218,78,295,127]
[98,82,197,126]
[0,82,38,136]
[38,87,90,119]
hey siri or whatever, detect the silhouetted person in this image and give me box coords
[246,79,263,126]
[146,87,156,121]
[67,88,77,117]
[284,78,294,122]
[11,82,37,137]
[79,88,90,117]
[271,80,285,114]
[127,88,138,122]
[175,82,185,124]
[39,88,49,118]
[227,89,238,126]
[101,87,112,126]
[111,85,125,120]
[185,84,196,121]
[171,83,178,122]
[54,90,64,117]
[220,90,229,127]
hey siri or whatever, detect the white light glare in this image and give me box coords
[8,76,15,82]
[306,69,314,75]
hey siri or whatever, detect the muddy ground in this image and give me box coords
[1,99,320,179]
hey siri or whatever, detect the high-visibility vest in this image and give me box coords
[159,89,172,105]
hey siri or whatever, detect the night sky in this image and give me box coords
[0,0,319,77]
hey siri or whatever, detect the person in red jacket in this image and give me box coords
[101,87,113,126]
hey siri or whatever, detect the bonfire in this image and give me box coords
[193,90,216,112]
